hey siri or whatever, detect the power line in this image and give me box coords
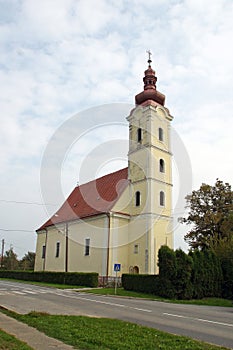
[0,228,34,233]
[0,199,56,206]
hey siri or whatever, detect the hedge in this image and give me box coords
[0,270,98,288]
[122,274,160,294]
[122,247,231,300]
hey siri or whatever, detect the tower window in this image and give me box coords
[135,191,141,206]
[42,245,46,259]
[134,244,139,254]
[159,159,165,173]
[137,128,142,142]
[85,238,90,256]
[55,241,60,258]
[159,127,164,141]
[160,191,165,206]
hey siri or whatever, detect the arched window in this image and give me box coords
[85,238,90,256]
[42,245,46,259]
[159,159,165,173]
[137,128,142,142]
[135,191,141,206]
[133,266,139,274]
[160,191,165,206]
[55,241,60,258]
[159,127,164,141]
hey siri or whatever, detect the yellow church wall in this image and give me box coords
[108,215,130,276]
[152,218,173,273]
[127,216,173,275]
[67,215,109,275]
[150,147,172,184]
[34,230,46,271]
[111,185,131,215]
[151,113,172,153]
[128,233,147,274]
[129,181,148,216]
[150,181,172,217]
[43,226,66,272]
[127,214,150,274]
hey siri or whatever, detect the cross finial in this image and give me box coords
[146,50,152,66]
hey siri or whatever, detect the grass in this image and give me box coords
[0,329,33,350]
[0,309,230,350]
[85,288,233,307]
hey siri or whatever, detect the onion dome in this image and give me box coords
[135,52,165,106]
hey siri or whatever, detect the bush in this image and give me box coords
[175,249,193,299]
[123,247,227,300]
[122,274,160,294]
[189,250,222,299]
[221,256,233,299]
[157,246,177,298]
[0,270,98,287]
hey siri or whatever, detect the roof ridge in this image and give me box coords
[77,166,128,188]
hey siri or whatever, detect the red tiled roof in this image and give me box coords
[37,167,129,231]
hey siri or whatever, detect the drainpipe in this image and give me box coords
[65,223,68,273]
[106,213,111,277]
[43,228,48,271]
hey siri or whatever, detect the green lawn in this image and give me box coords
[85,288,233,307]
[0,329,32,350]
[0,310,230,350]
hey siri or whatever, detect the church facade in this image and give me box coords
[34,57,173,276]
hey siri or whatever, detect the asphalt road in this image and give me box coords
[0,280,232,349]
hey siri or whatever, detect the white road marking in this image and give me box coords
[133,307,152,313]
[54,292,152,313]
[163,313,233,328]
[13,291,27,295]
[22,290,37,294]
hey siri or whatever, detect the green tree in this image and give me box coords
[189,250,205,299]
[189,250,222,299]
[180,179,233,250]
[158,246,177,298]
[175,249,193,299]
[2,247,19,270]
[214,237,233,299]
[19,251,35,270]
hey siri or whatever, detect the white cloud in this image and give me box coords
[0,0,232,257]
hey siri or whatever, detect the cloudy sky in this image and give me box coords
[0,0,232,258]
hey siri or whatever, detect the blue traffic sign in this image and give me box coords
[114,263,121,272]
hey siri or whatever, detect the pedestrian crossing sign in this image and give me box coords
[114,263,121,272]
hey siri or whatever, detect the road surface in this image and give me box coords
[0,280,232,349]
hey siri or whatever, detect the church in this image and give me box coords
[34,55,173,277]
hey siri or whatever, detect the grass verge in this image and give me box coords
[85,288,233,307]
[0,309,230,350]
[0,329,33,350]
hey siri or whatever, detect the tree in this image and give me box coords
[2,247,19,270]
[175,249,193,299]
[19,251,35,270]
[158,246,177,298]
[180,179,233,250]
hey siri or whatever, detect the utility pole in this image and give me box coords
[1,239,5,268]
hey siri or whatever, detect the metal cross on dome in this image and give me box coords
[146,50,152,66]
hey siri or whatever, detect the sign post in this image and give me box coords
[114,263,121,295]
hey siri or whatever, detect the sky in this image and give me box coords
[0,0,232,258]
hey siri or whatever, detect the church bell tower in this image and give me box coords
[127,52,173,274]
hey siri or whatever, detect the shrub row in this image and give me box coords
[123,246,227,300]
[0,270,98,287]
[122,274,160,294]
